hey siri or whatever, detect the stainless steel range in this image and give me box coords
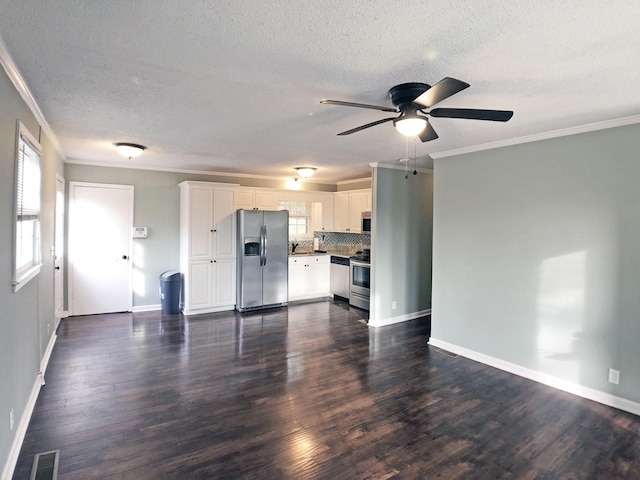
[349,249,370,310]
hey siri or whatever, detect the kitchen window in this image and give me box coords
[13,122,42,292]
[278,200,310,237]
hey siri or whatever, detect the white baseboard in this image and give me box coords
[428,338,640,417]
[132,304,161,312]
[39,332,57,381]
[368,309,431,328]
[2,373,43,480]
[2,330,58,480]
[181,304,235,316]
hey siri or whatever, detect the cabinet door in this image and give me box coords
[189,185,214,260]
[348,192,366,233]
[188,260,214,309]
[213,258,235,306]
[288,258,307,299]
[213,187,236,259]
[308,257,330,295]
[236,188,255,210]
[256,191,278,210]
[334,192,349,232]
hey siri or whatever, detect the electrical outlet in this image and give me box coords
[9,408,14,431]
[608,368,620,385]
[391,300,397,310]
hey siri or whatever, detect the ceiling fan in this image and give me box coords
[320,77,513,142]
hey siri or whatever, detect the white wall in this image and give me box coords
[432,123,640,407]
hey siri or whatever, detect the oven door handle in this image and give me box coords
[350,260,370,268]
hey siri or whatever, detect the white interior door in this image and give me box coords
[54,175,65,324]
[69,182,133,315]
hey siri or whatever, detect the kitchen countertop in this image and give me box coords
[289,250,329,257]
[289,250,355,257]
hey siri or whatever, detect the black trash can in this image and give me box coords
[159,271,181,314]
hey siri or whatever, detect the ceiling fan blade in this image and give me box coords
[337,117,396,136]
[419,121,439,142]
[412,77,470,108]
[320,99,398,113]
[429,108,514,122]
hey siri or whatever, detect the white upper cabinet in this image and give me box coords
[334,192,350,232]
[184,183,236,260]
[213,187,236,258]
[236,189,255,210]
[333,189,370,233]
[188,185,215,259]
[255,190,278,210]
[236,187,279,211]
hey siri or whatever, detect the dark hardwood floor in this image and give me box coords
[12,299,640,479]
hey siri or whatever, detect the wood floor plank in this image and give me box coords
[11,299,640,479]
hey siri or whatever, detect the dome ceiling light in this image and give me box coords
[115,142,146,159]
[295,167,317,179]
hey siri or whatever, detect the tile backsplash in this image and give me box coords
[289,231,370,254]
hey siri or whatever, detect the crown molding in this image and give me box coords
[336,176,372,186]
[0,36,65,159]
[370,161,432,174]
[64,157,342,186]
[431,114,640,159]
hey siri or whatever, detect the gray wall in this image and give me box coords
[64,165,339,308]
[432,123,640,404]
[0,65,63,474]
[370,166,432,324]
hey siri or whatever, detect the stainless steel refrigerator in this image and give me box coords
[236,209,289,312]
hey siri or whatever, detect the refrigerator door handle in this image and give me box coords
[259,225,265,266]
[263,225,268,265]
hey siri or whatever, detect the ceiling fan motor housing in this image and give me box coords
[388,82,431,110]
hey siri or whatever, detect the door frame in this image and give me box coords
[54,174,66,325]
[68,181,134,315]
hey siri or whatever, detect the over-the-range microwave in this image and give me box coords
[361,211,371,233]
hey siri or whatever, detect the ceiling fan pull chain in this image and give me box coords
[405,137,409,179]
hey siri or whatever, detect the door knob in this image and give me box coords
[54,266,60,270]
[122,255,128,260]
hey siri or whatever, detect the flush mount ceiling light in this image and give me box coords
[295,167,317,179]
[115,142,146,159]
[393,113,427,137]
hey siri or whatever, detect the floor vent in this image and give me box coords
[434,347,459,358]
[31,450,59,480]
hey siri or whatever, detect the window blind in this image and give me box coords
[16,133,41,220]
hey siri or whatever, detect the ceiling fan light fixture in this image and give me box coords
[394,116,427,137]
[115,142,146,159]
[295,167,317,179]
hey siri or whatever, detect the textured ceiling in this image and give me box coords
[0,1,639,183]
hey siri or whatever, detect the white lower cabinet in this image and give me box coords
[184,259,236,313]
[288,255,330,301]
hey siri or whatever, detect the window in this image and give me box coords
[278,200,310,237]
[14,122,42,292]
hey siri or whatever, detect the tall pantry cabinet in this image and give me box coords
[179,181,238,314]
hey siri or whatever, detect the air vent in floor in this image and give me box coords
[31,450,59,480]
